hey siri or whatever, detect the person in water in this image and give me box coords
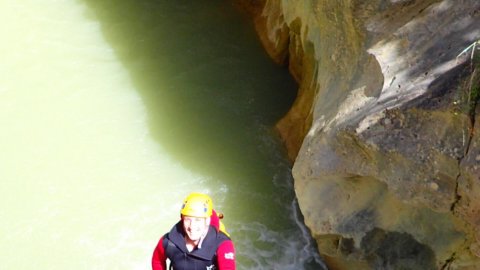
[152,192,236,270]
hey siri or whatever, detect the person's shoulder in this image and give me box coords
[218,230,231,241]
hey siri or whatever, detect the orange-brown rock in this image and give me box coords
[243,0,480,268]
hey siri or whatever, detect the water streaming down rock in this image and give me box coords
[0,0,326,269]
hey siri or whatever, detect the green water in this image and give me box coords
[0,0,325,269]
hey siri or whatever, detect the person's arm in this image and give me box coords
[152,236,167,270]
[217,240,236,270]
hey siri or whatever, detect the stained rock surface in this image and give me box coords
[238,0,480,268]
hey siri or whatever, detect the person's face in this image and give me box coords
[182,216,210,241]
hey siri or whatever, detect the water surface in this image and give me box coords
[0,0,325,269]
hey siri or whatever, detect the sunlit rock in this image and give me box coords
[241,0,480,268]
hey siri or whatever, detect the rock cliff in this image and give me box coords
[238,0,480,269]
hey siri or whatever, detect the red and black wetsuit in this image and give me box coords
[152,211,235,270]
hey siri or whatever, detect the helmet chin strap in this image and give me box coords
[185,229,208,251]
[197,230,208,249]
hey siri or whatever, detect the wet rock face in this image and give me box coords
[242,0,480,268]
[361,228,437,270]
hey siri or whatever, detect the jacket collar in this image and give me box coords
[168,221,219,260]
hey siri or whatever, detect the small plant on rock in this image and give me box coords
[457,39,480,119]
[457,40,480,61]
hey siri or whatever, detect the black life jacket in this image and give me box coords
[162,221,230,270]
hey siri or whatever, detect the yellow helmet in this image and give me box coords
[180,192,213,218]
